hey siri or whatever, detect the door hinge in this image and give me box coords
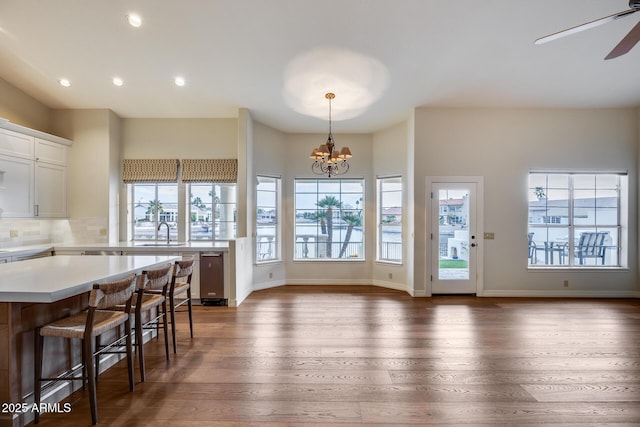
[430,274,433,282]
[430,191,433,199]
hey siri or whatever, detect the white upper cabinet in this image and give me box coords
[0,154,35,217]
[36,138,67,166]
[0,128,35,159]
[35,161,66,217]
[0,122,71,218]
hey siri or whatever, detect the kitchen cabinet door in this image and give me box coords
[0,154,35,217]
[35,161,66,217]
[0,128,34,159]
[35,138,67,166]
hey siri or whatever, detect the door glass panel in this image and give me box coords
[438,188,469,280]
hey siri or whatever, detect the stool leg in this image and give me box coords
[125,316,135,392]
[135,312,145,382]
[94,335,101,381]
[161,300,170,360]
[170,294,177,354]
[33,330,43,424]
[187,288,194,339]
[83,337,98,425]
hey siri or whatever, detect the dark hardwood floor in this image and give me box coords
[33,286,640,426]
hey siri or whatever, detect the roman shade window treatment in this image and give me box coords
[122,159,179,183]
[122,159,237,183]
[181,159,238,183]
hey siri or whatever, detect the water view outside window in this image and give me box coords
[256,176,280,262]
[131,183,178,241]
[294,179,364,260]
[189,183,237,241]
[528,172,624,267]
[377,176,402,262]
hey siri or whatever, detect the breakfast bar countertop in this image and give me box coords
[0,255,180,303]
[53,241,230,253]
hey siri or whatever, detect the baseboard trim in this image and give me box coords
[481,289,640,298]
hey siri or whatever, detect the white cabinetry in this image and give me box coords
[0,154,34,217]
[0,123,71,218]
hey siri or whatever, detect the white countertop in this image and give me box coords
[54,241,229,252]
[0,255,179,303]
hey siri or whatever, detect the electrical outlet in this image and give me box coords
[99,228,107,236]
[563,280,569,288]
[269,272,273,279]
[388,273,393,279]
[10,229,19,238]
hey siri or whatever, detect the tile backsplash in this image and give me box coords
[0,217,109,247]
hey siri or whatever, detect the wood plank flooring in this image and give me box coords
[33,286,640,426]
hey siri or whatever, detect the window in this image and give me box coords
[256,176,280,262]
[377,176,402,263]
[131,183,179,241]
[528,172,626,267]
[294,179,364,260]
[189,183,237,241]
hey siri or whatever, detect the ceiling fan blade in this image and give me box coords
[605,19,640,59]
[535,9,637,45]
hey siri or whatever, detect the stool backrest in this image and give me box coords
[142,264,173,292]
[89,274,137,310]
[173,259,194,280]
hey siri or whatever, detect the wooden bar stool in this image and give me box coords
[34,274,137,425]
[115,264,172,382]
[166,259,195,353]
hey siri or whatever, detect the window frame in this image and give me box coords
[527,171,627,269]
[129,183,179,241]
[293,178,365,261]
[255,175,281,263]
[188,182,237,242]
[377,175,403,264]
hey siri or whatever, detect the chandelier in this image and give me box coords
[310,93,352,178]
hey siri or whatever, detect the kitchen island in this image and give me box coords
[0,255,179,427]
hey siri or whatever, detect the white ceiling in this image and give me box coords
[0,0,639,133]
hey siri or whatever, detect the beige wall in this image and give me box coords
[121,118,237,158]
[0,77,51,132]
[414,107,638,296]
[371,120,410,291]
[283,132,374,284]
[252,120,287,288]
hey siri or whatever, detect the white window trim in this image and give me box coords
[256,175,281,264]
[527,171,628,270]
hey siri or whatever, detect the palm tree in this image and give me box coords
[317,195,342,258]
[312,211,328,235]
[339,211,363,258]
[146,200,164,220]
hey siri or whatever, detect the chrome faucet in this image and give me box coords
[157,221,170,244]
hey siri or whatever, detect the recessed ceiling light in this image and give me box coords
[174,76,185,87]
[58,78,71,87]
[112,77,124,87]
[127,13,142,28]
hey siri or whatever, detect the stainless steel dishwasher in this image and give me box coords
[200,252,226,305]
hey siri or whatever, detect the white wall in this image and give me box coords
[118,117,239,241]
[371,120,411,291]
[252,120,287,289]
[121,118,237,158]
[414,107,638,297]
[0,77,51,132]
[283,132,374,284]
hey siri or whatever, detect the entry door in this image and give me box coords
[430,181,479,294]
